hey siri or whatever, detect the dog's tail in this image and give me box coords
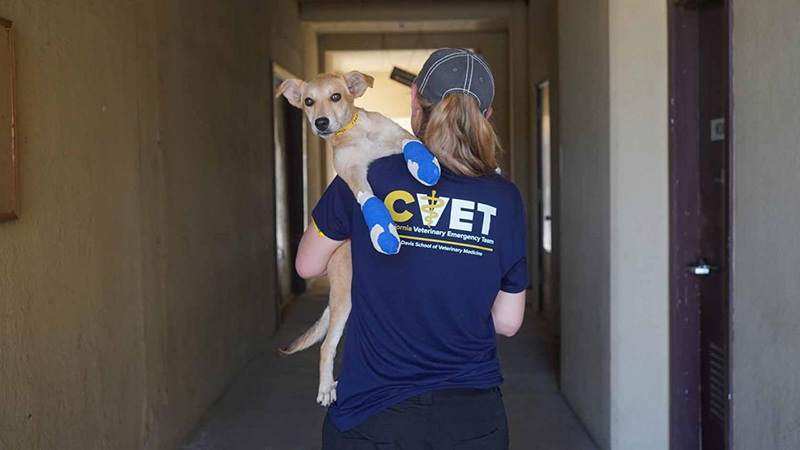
[278,306,331,356]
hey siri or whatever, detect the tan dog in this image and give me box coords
[276,71,439,406]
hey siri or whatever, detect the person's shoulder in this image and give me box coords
[364,154,415,194]
[481,172,523,200]
[329,175,352,192]
[370,153,407,172]
[367,154,410,182]
[473,174,523,216]
[323,176,357,204]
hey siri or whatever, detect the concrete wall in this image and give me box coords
[558,0,611,446]
[528,0,559,324]
[732,1,800,448]
[559,1,669,448]
[608,0,669,448]
[0,0,302,448]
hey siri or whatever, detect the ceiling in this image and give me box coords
[299,0,508,3]
[324,49,436,75]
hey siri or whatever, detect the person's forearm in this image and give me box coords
[491,290,526,337]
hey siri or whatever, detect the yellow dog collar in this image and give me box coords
[334,111,358,137]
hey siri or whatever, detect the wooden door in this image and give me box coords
[669,1,732,449]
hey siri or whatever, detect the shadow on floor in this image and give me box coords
[182,295,598,450]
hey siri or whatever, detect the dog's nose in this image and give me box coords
[315,117,330,131]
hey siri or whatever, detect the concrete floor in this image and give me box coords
[182,294,598,450]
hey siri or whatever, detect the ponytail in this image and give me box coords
[417,93,501,177]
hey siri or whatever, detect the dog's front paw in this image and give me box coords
[403,139,441,187]
[358,193,401,255]
[317,380,338,407]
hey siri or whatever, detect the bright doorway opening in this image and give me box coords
[322,49,435,182]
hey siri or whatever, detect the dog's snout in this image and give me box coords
[315,117,330,131]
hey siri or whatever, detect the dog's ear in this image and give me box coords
[276,79,306,109]
[343,71,374,99]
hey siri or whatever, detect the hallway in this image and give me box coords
[182,294,598,450]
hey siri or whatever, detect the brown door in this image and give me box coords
[669,1,732,449]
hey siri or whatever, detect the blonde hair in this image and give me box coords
[417,93,501,177]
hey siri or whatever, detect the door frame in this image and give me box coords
[535,80,557,325]
[668,0,734,448]
[271,62,308,325]
[272,62,308,223]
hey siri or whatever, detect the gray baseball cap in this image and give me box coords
[414,48,495,114]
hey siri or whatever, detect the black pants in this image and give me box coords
[322,387,509,449]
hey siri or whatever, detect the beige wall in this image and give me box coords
[302,23,324,217]
[508,0,534,303]
[528,0,559,324]
[0,0,302,448]
[732,1,800,448]
[559,1,669,448]
[558,0,611,446]
[608,0,669,448]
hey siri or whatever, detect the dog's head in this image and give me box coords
[276,71,374,139]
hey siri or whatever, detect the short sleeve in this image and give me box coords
[500,187,529,293]
[311,176,356,241]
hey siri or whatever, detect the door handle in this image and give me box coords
[689,259,718,276]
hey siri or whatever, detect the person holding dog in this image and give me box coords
[297,48,527,449]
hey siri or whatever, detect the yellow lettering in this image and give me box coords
[420,190,446,227]
[384,190,415,223]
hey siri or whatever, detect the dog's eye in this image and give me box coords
[304,97,314,107]
[330,93,341,102]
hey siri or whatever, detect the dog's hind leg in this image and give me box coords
[317,296,350,406]
[317,245,353,406]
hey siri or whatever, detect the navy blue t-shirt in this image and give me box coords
[312,154,528,431]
